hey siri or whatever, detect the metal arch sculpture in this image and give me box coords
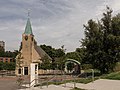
[66,59,81,65]
[65,59,81,74]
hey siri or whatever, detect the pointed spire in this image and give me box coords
[24,10,33,35]
[28,9,30,18]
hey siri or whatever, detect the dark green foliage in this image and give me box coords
[82,69,101,77]
[82,7,120,74]
[67,62,74,71]
[65,48,85,71]
[40,44,66,70]
[39,55,51,70]
[40,45,54,58]
[65,52,80,71]
[54,55,66,70]
[66,52,81,62]
[40,44,65,59]
[40,44,85,70]
[82,64,93,70]
[0,50,18,58]
[0,62,15,70]
[114,62,120,71]
[0,50,18,71]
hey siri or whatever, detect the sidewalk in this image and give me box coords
[19,79,120,90]
[19,84,70,90]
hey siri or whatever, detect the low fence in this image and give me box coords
[38,69,63,75]
[0,70,15,77]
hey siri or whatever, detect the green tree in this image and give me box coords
[53,45,66,70]
[66,52,81,62]
[40,44,65,70]
[101,7,119,73]
[40,44,65,59]
[0,50,18,59]
[82,7,120,74]
[82,19,104,72]
[67,62,74,72]
[0,62,15,70]
[39,55,52,70]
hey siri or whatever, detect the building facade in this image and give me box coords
[0,41,5,51]
[0,57,14,63]
[15,17,51,76]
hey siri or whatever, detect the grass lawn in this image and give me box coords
[35,70,120,87]
[69,77,98,84]
[101,71,120,80]
[70,87,86,90]
[34,77,99,87]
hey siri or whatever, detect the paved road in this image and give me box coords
[64,79,120,90]
[0,76,19,90]
[80,79,120,90]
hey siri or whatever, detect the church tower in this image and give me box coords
[15,15,51,76]
[22,18,33,63]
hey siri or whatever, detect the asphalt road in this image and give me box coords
[0,76,18,90]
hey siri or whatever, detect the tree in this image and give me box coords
[40,44,65,59]
[82,19,104,72]
[0,50,18,59]
[66,52,81,62]
[51,45,66,70]
[82,7,120,74]
[38,55,51,70]
[67,62,74,72]
[40,44,65,70]
[0,62,15,70]
[54,55,66,70]
[101,7,119,73]
[75,48,85,64]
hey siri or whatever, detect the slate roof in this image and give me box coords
[35,46,52,60]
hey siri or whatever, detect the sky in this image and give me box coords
[0,0,120,52]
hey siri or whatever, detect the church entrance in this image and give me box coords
[24,67,28,75]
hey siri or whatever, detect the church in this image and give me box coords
[15,16,51,76]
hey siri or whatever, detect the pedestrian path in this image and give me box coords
[19,84,70,90]
[19,79,120,90]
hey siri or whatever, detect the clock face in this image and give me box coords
[25,35,28,41]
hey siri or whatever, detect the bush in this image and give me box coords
[0,62,15,70]
[79,69,101,78]
[114,62,120,71]
[82,64,93,70]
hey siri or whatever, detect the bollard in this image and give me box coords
[47,80,48,88]
[91,69,94,83]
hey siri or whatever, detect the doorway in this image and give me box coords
[24,67,28,75]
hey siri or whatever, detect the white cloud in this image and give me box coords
[1,0,120,52]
